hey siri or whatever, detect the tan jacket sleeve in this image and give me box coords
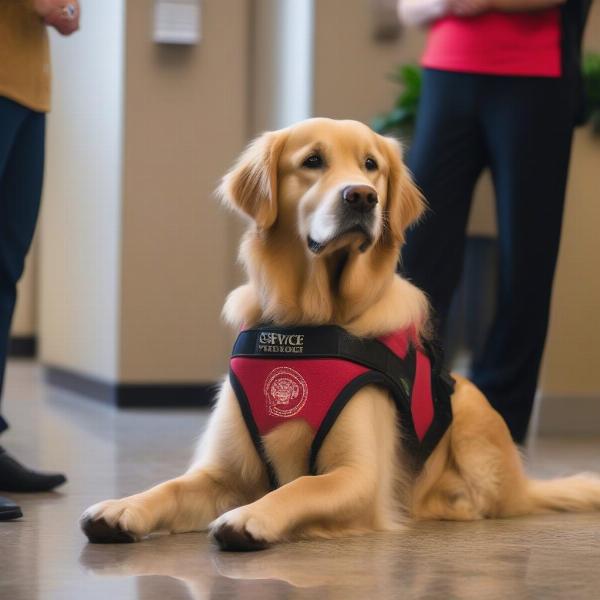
[0,1,51,113]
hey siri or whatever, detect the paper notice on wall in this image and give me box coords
[153,0,201,45]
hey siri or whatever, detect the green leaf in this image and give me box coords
[379,63,422,134]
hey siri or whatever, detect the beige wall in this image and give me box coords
[313,0,423,123]
[39,0,125,380]
[32,0,250,385]
[118,0,251,383]
[541,4,600,397]
[250,0,281,134]
[541,127,600,396]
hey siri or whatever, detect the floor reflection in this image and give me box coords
[78,515,600,600]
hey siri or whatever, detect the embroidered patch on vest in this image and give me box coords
[264,366,308,418]
[257,331,305,354]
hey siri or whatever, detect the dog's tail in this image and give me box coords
[525,473,600,514]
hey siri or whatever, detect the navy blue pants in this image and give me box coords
[0,97,46,434]
[401,69,575,443]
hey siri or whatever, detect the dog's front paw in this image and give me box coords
[209,506,276,552]
[80,499,152,544]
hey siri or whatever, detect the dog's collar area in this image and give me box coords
[233,324,411,367]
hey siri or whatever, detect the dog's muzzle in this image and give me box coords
[307,185,378,254]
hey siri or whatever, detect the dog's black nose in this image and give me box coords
[342,185,378,213]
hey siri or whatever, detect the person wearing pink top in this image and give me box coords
[397,0,592,444]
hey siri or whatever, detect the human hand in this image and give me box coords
[34,1,80,36]
[447,0,492,16]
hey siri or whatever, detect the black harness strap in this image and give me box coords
[229,368,280,490]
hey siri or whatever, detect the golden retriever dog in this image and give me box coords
[81,118,600,550]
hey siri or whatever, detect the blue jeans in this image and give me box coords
[0,96,46,434]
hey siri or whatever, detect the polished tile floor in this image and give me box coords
[1,360,600,600]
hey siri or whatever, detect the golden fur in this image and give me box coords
[81,118,600,549]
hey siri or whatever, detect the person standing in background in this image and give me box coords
[397,0,592,444]
[0,0,80,521]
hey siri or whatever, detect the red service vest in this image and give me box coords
[230,325,453,488]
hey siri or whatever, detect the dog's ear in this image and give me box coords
[218,130,288,230]
[380,136,425,243]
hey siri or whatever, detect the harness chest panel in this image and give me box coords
[229,325,453,488]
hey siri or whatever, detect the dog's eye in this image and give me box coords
[365,157,378,171]
[302,154,324,169]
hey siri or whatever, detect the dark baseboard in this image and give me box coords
[45,366,216,408]
[8,336,37,358]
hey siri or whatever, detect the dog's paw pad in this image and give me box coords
[81,516,136,544]
[211,522,270,552]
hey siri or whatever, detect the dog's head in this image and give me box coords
[219,118,423,254]
[218,118,425,325]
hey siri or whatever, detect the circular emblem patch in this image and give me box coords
[264,367,308,418]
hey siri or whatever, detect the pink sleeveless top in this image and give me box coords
[422,9,562,77]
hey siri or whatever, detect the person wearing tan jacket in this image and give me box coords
[0,0,79,521]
